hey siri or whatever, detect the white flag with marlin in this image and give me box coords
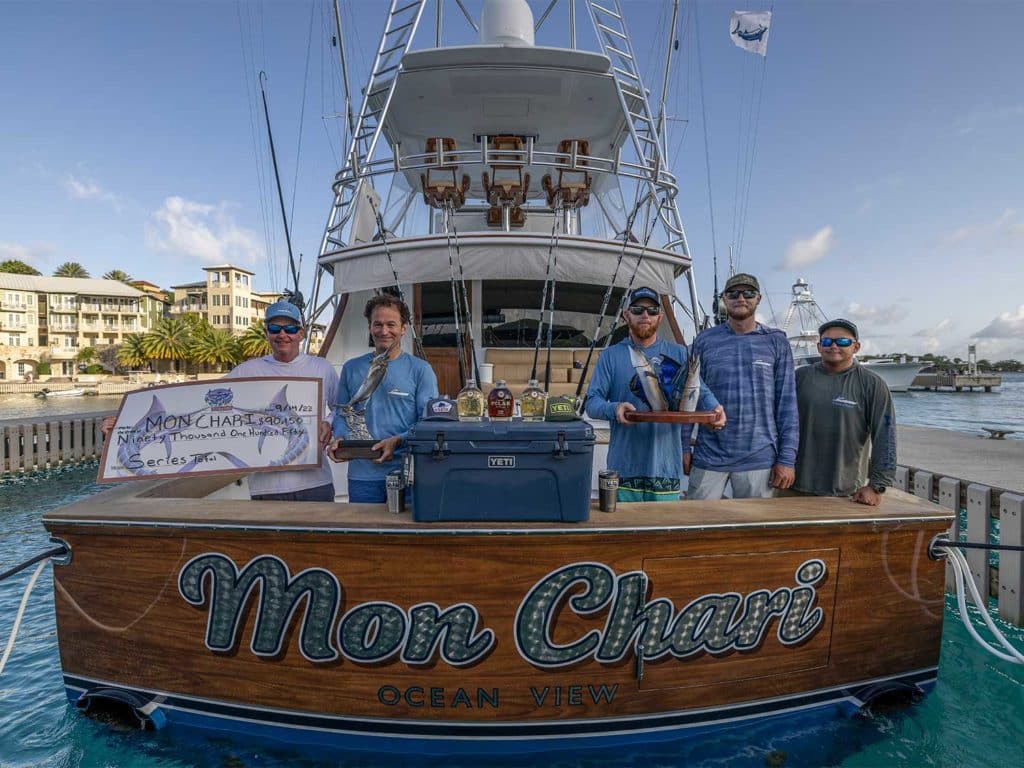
[729,10,772,56]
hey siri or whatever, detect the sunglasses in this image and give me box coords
[267,323,301,335]
[627,306,661,317]
[723,289,758,300]
[819,337,855,347]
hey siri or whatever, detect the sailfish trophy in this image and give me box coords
[333,342,397,459]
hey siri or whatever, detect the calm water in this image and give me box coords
[0,394,122,421]
[893,371,1024,439]
[2,379,1024,767]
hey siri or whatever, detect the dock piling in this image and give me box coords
[999,494,1024,625]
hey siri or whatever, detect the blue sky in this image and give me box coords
[2,1,1022,360]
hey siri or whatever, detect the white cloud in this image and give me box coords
[781,226,835,270]
[0,241,55,266]
[64,174,121,212]
[942,208,1024,248]
[146,196,264,266]
[913,318,953,337]
[973,305,1024,338]
[842,301,909,327]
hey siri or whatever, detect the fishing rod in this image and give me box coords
[444,201,482,386]
[441,204,468,388]
[603,198,663,329]
[368,196,425,359]
[574,192,654,399]
[530,203,560,385]
[258,71,303,309]
[542,206,564,391]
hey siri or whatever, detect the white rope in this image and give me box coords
[0,560,46,678]
[944,545,1024,664]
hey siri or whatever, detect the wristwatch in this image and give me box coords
[871,483,887,494]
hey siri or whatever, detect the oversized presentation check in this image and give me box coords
[98,377,324,483]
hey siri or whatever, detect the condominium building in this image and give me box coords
[167,265,324,351]
[0,275,164,378]
[170,265,266,334]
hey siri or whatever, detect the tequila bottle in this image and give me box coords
[456,379,485,421]
[520,379,547,421]
[487,379,514,420]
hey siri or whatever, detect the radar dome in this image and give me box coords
[480,0,535,47]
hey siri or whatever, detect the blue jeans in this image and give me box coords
[348,478,387,503]
[252,482,335,502]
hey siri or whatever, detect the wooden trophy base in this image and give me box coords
[624,410,720,425]
[332,440,383,461]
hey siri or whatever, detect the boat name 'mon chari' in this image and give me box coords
[178,555,826,667]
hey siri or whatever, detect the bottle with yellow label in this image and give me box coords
[487,379,514,420]
[456,379,485,421]
[520,379,547,421]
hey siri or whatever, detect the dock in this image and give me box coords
[912,372,1002,392]
[897,425,1022,494]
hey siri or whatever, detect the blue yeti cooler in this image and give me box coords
[406,419,595,522]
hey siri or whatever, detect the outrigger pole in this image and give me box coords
[258,71,303,310]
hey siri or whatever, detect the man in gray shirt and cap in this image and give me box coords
[793,318,896,506]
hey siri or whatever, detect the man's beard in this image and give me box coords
[631,323,658,340]
[728,305,755,321]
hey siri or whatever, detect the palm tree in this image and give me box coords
[0,259,41,275]
[117,334,149,369]
[189,327,241,372]
[53,262,90,278]
[142,318,191,372]
[102,269,133,283]
[239,321,272,359]
[75,346,97,365]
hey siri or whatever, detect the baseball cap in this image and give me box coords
[628,286,660,306]
[723,273,760,293]
[423,397,459,421]
[818,318,859,339]
[265,300,303,325]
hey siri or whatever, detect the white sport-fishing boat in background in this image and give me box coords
[779,278,924,391]
[39,1,952,757]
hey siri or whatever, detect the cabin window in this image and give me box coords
[480,280,627,348]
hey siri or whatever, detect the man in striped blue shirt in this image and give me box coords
[685,274,799,499]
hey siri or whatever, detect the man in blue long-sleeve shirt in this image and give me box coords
[330,295,438,503]
[586,287,725,502]
[685,273,798,499]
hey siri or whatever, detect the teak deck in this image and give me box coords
[43,477,952,746]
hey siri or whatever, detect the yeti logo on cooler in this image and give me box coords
[488,456,516,468]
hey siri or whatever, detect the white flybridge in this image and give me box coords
[780,277,924,391]
[311,0,703,398]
